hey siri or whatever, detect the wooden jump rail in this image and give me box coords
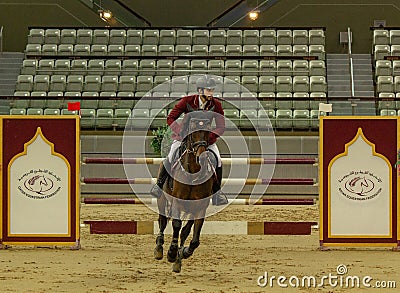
[81,177,317,185]
[82,157,318,165]
[82,198,316,205]
[83,220,319,235]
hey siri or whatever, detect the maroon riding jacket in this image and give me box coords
[167,94,225,145]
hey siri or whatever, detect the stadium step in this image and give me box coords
[0,52,23,96]
[327,53,375,104]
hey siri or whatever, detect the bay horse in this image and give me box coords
[154,108,216,273]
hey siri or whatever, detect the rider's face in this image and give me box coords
[202,88,214,100]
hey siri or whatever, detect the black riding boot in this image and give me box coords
[211,166,228,206]
[150,160,171,198]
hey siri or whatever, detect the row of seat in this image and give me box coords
[9,106,322,130]
[373,30,400,45]
[9,94,327,111]
[376,76,400,93]
[375,60,400,77]
[28,28,326,46]
[21,59,326,77]
[25,43,326,59]
[373,45,400,60]
[15,74,328,94]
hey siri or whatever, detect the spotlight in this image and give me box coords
[248,10,259,21]
[99,10,112,21]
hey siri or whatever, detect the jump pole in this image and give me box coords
[82,198,316,205]
[83,220,319,235]
[81,177,317,186]
[83,157,318,165]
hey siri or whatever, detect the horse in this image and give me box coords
[154,109,216,273]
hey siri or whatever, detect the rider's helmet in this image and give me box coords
[196,75,217,91]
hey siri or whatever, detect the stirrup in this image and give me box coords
[211,191,228,206]
[150,185,164,198]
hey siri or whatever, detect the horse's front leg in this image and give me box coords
[167,218,181,263]
[182,218,204,259]
[154,213,168,260]
[180,220,194,247]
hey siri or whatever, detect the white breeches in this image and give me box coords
[167,140,222,167]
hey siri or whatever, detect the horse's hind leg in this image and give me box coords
[167,218,181,263]
[154,214,168,260]
[182,219,204,259]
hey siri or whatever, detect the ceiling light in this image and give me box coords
[99,10,112,21]
[248,10,259,21]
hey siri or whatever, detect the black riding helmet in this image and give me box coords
[196,75,217,91]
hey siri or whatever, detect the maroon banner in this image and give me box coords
[1,116,80,246]
[320,117,398,247]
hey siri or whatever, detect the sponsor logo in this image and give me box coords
[17,169,61,199]
[337,170,382,201]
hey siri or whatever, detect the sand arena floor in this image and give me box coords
[0,203,399,293]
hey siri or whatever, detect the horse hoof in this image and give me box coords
[182,247,192,259]
[154,246,163,260]
[167,252,177,263]
[172,260,182,273]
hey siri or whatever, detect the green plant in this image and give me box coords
[150,124,172,157]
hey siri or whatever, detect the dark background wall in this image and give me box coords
[1,0,400,53]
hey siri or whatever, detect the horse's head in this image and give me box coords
[181,109,213,164]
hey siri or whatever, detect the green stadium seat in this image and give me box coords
[54,59,70,75]
[10,108,26,115]
[76,29,92,44]
[93,29,109,45]
[41,44,57,55]
[83,75,101,92]
[210,30,226,45]
[21,59,37,75]
[124,45,141,56]
[143,29,159,45]
[96,109,114,128]
[293,30,308,45]
[33,75,50,91]
[44,108,61,115]
[126,29,142,45]
[109,29,126,45]
[226,30,242,45]
[80,109,96,128]
[276,109,293,129]
[70,59,87,75]
[114,109,132,128]
[16,75,34,91]
[27,108,43,115]
[91,44,107,56]
[159,29,176,45]
[293,109,310,129]
[57,44,73,56]
[309,29,325,45]
[260,29,276,45]
[373,29,389,45]
[73,44,90,56]
[277,30,292,45]
[176,29,192,45]
[28,29,44,44]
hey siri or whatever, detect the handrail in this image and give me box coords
[0,26,3,56]
[347,27,358,115]
[347,27,355,99]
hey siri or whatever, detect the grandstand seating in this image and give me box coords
[13,27,328,129]
[373,29,400,115]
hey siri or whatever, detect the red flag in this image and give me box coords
[67,102,81,111]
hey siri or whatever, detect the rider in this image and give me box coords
[150,74,228,206]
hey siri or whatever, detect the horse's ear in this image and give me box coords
[187,104,195,112]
